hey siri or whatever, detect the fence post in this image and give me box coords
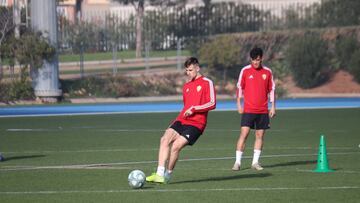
[177,39,182,71]
[112,42,118,76]
[145,40,150,74]
[80,41,84,78]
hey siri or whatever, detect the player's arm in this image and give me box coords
[268,72,276,118]
[236,69,245,114]
[237,96,243,114]
[185,79,216,116]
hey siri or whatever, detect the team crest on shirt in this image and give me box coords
[262,74,267,80]
[197,85,202,92]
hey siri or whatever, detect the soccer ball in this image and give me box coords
[128,170,146,189]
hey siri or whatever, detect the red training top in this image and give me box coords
[236,64,275,113]
[175,76,216,131]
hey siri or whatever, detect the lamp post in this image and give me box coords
[30,0,62,102]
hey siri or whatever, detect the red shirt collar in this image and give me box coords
[191,75,203,82]
[251,64,263,70]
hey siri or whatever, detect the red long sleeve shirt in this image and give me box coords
[175,76,216,131]
[236,65,275,113]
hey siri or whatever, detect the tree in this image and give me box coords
[112,0,186,58]
[0,6,15,79]
[313,0,360,27]
[199,36,242,81]
[286,32,330,88]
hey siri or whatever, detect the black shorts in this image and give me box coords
[170,121,202,146]
[241,113,270,130]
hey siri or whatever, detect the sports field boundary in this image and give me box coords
[1,97,359,117]
[1,151,359,171]
[1,186,359,195]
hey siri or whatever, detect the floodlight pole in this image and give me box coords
[30,0,62,102]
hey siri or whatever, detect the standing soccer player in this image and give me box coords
[232,47,276,171]
[146,57,216,183]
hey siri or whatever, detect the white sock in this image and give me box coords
[252,149,261,165]
[235,150,243,165]
[156,166,165,177]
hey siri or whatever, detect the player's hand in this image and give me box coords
[184,108,194,117]
[237,106,244,114]
[269,108,276,118]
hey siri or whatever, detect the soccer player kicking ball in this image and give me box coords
[146,57,216,184]
[232,47,276,171]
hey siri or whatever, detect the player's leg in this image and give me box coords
[254,129,265,151]
[232,126,251,170]
[167,135,188,171]
[251,114,270,171]
[233,113,255,170]
[146,128,178,183]
[0,152,4,162]
[158,128,178,172]
[166,124,201,182]
[236,126,251,152]
[251,129,265,170]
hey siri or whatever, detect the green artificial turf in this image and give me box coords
[0,109,359,202]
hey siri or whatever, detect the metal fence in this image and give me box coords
[58,1,324,54]
[2,1,360,80]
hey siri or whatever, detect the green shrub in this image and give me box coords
[104,76,140,97]
[199,36,242,81]
[0,80,34,103]
[60,77,106,97]
[335,36,360,69]
[286,32,330,88]
[9,80,34,100]
[269,60,289,81]
[268,60,289,98]
[60,73,179,98]
[275,85,287,98]
[0,83,10,102]
[348,50,360,83]
[185,37,209,58]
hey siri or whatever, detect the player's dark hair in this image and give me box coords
[250,47,263,60]
[184,57,199,68]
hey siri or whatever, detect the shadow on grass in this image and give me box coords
[1,155,45,162]
[172,172,272,184]
[263,160,317,168]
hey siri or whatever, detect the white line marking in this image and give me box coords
[1,151,359,171]
[0,186,359,194]
[2,146,356,154]
[0,106,358,118]
[6,128,63,132]
[5,128,350,133]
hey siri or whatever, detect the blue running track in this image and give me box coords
[0,97,359,117]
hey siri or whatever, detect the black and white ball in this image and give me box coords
[128,170,146,189]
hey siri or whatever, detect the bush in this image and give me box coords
[8,80,34,100]
[60,77,106,97]
[269,60,289,81]
[104,76,140,97]
[199,36,243,81]
[184,37,209,58]
[0,83,10,102]
[0,80,34,103]
[348,50,360,83]
[60,74,180,98]
[335,36,360,69]
[286,32,330,88]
